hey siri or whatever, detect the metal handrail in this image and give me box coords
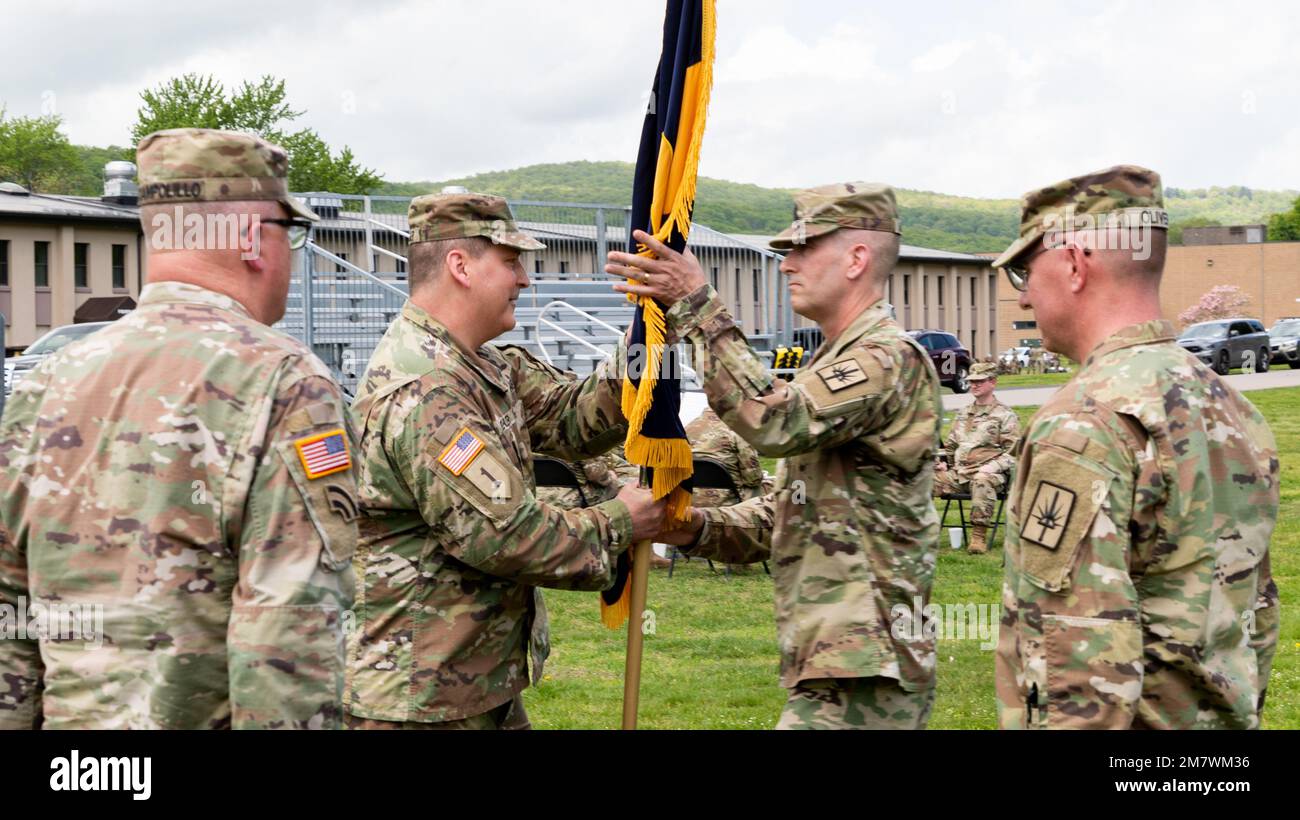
[533,300,699,385]
[306,243,408,299]
[367,218,409,238]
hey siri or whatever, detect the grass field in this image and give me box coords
[523,385,1299,729]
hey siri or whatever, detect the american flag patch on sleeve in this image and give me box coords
[438,427,486,476]
[294,429,352,479]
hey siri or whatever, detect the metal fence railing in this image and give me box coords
[278,193,790,396]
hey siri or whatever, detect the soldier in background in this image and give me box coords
[345,192,665,730]
[0,129,356,729]
[994,165,1279,729]
[1027,345,1045,374]
[933,362,1019,554]
[611,183,943,730]
[684,406,770,573]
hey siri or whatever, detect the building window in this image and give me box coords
[75,243,89,289]
[903,275,911,305]
[752,268,761,302]
[395,257,406,275]
[35,241,50,288]
[970,278,977,307]
[734,268,742,317]
[112,245,126,290]
[937,276,944,306]
[1,239,10,287]
[1012,320,1037,330]
[534,259,543,274]
[337,251,349,273]
[559,260,569,275]
[710,266,718,290]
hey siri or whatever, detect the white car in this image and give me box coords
[4,322,114,396]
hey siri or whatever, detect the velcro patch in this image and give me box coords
[1015,447,1112,591]
[294,429,352,479]
[816,359,869,392]
[438,427,486,476]
[1021,481,1076,550]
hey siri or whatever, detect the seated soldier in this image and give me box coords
[933,361,1020,553]
[684,406,769,572]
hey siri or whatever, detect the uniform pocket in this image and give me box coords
[1042,614,1142,729]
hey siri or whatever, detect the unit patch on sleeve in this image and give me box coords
[816,359,868,392]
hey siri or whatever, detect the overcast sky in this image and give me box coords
[4,0,1298,198]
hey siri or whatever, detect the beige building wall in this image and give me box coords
[995,240,1300,352]
[1,220,145,351]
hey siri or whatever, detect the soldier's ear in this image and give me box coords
[444,248,473,287]
[845,241,872,282]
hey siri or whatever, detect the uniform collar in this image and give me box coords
[812,299,893,365]
[138,281,256,320]
[1083,320,1176,366]
[399,300,510,393]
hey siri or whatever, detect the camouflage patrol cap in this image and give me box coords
[769,182,901,251]
[408,192,545,251]
[968,362,999,381]
[993,164,1168,269]
[135,128,318,221]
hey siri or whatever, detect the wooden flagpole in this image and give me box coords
[620,539,653,729]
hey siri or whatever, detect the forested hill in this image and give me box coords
[376,160,1299,253]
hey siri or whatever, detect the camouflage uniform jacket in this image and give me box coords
[670,288,942,692]
[0,282,358,729]
[346,302,632,723]
[944,399,1019,477]
[684,407,767,506]
[996,321,1280,729]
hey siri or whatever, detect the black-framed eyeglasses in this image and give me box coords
[261,218,312,250]
[1002,242,1050,292]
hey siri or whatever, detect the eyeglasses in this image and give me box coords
[260,218,313,250]
[1002,243,1050,292]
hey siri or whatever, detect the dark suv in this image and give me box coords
[1177,318,1271,375]
[1269,318,1300,369]
[909,330,973,393]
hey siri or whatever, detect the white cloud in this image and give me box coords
[2,0,1297,198]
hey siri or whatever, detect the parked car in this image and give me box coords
[3,322,114,396]
[1176,318,1271,375]
[1269,317,1300,369]
[909,329,972,393]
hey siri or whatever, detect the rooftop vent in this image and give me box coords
[102,161,138,205]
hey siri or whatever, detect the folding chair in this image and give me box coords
[671,457,771,578]
[533,457,588,507]
[938,488,1008,548]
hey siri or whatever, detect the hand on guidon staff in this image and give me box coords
[606,229,708,306]
[615,483,669,543]
[655,508,705,547]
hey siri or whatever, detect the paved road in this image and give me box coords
[943,366,1300,411]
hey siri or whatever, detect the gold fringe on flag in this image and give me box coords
[604,0,716,630]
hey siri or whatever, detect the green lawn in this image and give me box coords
[524,386,1299,729]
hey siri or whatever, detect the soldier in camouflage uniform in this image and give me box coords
[610,183,943,729]
[684,407,768,507]
[993,165,1279,729]
[932,361,1019,554]
[345,192,665,730]
[0,129,357,729]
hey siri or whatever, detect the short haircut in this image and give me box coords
[833,228,899,285]
[407,236,491,291]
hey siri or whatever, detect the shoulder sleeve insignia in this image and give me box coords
[1021,481,1077,550]
[438,426,486,476]
[815,359,869,392]
[294,428,352,479]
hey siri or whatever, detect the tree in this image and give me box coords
[1178,285,1253,326]
[1266,195,1300,241]
[0,111,81,192]
[128,73,382,195]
